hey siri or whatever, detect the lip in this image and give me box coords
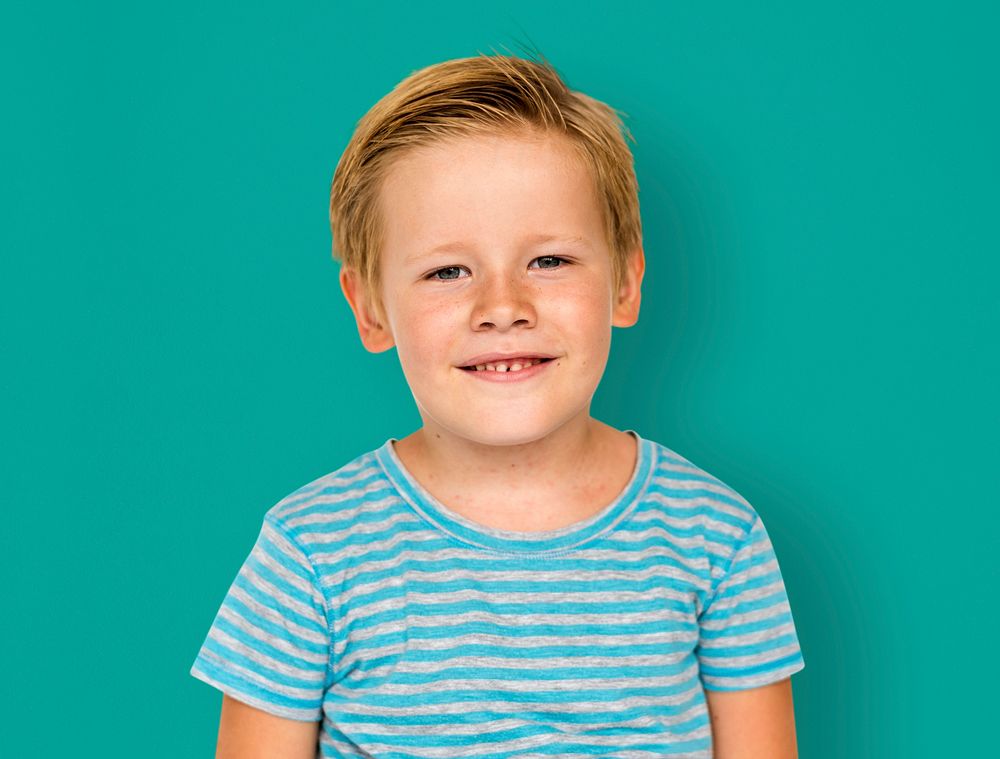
[458,357,555,382]
[457,352,558,367]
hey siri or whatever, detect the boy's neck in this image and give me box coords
[391,417,637,533]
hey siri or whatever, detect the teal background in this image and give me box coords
[3,1,997,755]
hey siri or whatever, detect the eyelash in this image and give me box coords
[425,256,570,281]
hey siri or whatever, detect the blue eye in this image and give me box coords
[427,266,469,281]
[426,256,568,281]
[530,255,568,269]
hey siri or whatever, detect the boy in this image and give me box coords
[192,53,805,758]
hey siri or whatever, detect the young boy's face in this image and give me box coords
[341,130,643,448]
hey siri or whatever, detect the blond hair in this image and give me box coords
[329,52,642,325]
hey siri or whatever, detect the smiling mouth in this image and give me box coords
[460,358,554,373]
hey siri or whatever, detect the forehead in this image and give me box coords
[384,128,589,181]
[377,131,605,261]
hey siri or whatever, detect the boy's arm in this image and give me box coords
[215,695,321,759]
[704,677,799,759]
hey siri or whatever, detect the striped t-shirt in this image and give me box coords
[191,430,805,757]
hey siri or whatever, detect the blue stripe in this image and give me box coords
[329,692,706,725]
[700,651,805,679]
[347,618,699,649]
[223,595,328,655]
[193,658,319,713]
[699,610,796,639]
[200,636,323,691]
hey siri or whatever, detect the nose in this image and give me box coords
[471,270,537,332]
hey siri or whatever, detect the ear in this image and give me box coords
[611,244,645,328]
[339,267,395,353]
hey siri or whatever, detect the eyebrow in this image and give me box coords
[405,234,590,264]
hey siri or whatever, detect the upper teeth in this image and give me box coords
[473,358,544,372]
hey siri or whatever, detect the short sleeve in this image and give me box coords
[190,516,331,720]
[696,513,805,691]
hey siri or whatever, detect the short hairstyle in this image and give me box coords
[329,52,642,326]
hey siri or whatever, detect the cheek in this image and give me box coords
[394,298,462,363]
[557,286,613,335]
[578,302,615,369]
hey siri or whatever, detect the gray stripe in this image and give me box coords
[217,605,327,664]
[275,463,383,515]
[699,602,793,632]
[335,669,703,696]
[700,619,799,649]
[285,487,398,529]
[239,563,322,624]
[336,577,701,608]
[297,509,421,545]
[641,490,750,524]
[191,665,319,721]
[285,492,397,530]
[311,526,440,568]
[336,602,698,636]
[328,683,705,718]
[355,653,698,678]
[336,711,704,737]
[226,583,328,645]
[318,541,707,595]
[352,722,712,759]
[699,640,803,668]
[700,572,786,614]
[335,629,698,671]
[208,626,323,683]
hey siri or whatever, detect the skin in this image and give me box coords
[343,130,645,530]
[215,696,319,759]
[214,130,799,757]
[705,678,799,758]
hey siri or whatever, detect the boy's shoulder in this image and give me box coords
[644,436,762,544]
[649,439,755,508]
[261,442,393,536]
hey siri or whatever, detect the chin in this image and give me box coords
[466,429,552,448]
[436,413,581,449]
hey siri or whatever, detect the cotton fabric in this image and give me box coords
[191,431,805,757]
